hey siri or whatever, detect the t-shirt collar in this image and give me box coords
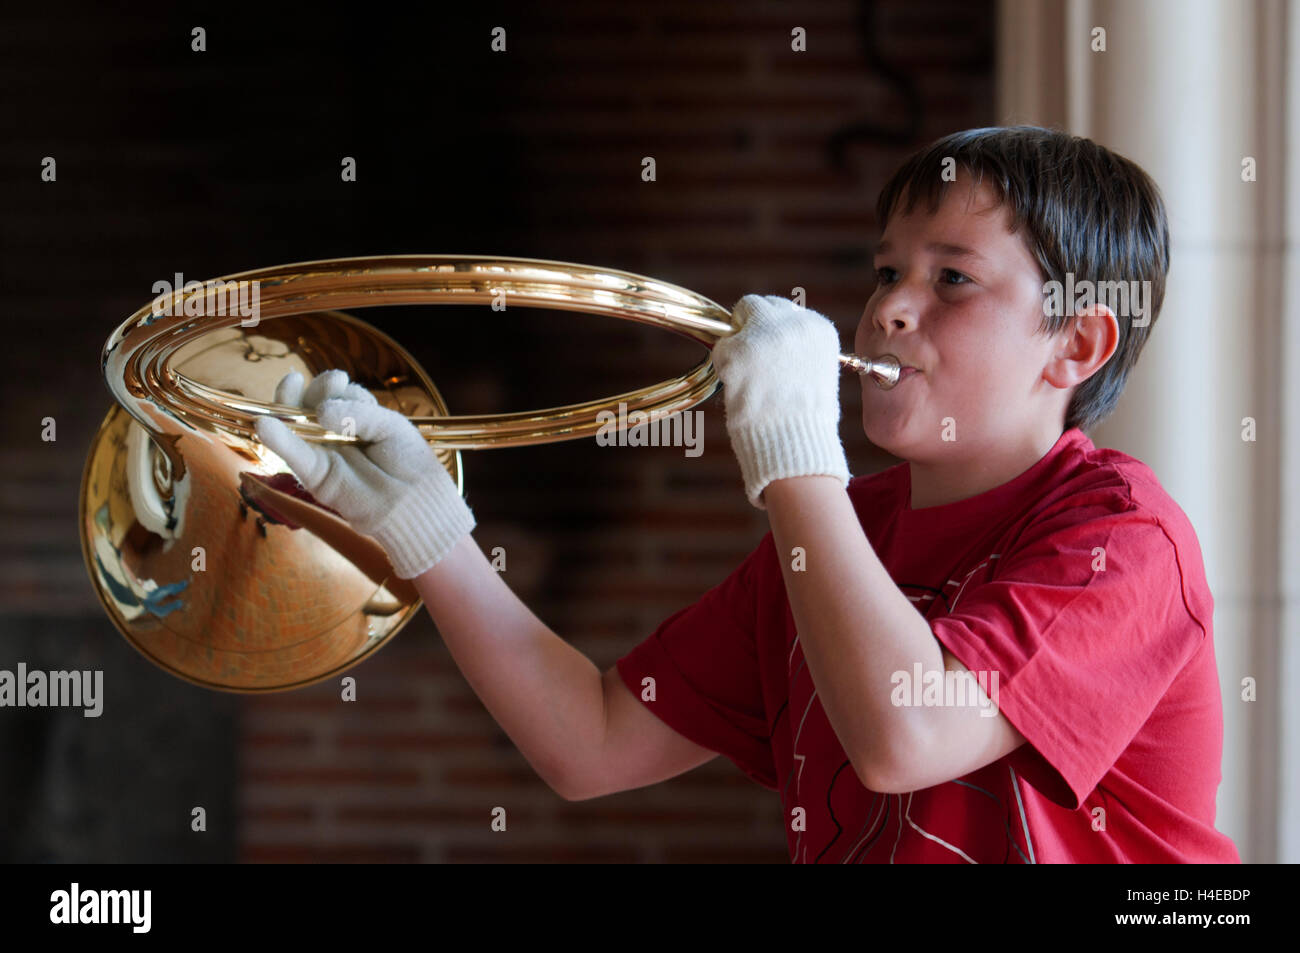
[894,427,1090,536]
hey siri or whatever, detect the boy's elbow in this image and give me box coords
[856,757,911,795]
[557,780,610,803]
[853,724,922,794]
[551,767,600,802]
[855,752,905,794]
[554,776,586,801]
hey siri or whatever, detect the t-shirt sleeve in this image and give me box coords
[929,496,1207,810]
[615,535,778,790]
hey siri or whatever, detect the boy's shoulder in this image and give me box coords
[845,433,1211,625]
[1062,439,1214,626]
[1000,433,1214,638]
[846,431,1195,532]
[1046,435,1201,545]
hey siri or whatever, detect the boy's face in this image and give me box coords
[854,178,1067,465]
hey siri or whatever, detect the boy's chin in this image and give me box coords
[862,418,946,464]
[862,417,913,460]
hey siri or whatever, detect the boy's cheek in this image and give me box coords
[853,316,873,352]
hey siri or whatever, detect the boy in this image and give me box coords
[256,126,1241,863]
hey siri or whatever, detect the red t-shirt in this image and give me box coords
[616,427,1240,863]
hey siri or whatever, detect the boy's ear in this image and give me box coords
[1042,303,1119,389]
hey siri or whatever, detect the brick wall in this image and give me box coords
[1,0,993,862]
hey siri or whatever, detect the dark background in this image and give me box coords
[0,0,993,861]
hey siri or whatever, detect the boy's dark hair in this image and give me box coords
[874,125,1170,434]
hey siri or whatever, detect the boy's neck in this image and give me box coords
[906,425,1067,510]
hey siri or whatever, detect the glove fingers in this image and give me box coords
[254,416,329,488]
[340,382,378,404]
[721,295,841,359]
[729,293,790,331]
[318,398,432,481]
[317,398,400,443]
[282,368,376,410]
[302,369,353,409]
[310,444,376,515]
[729,294,759,331]
[273,370,305,407]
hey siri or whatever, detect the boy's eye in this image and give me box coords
[874,266,971,286]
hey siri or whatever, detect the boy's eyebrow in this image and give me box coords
[874,240,989,263]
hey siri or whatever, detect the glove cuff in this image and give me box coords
[728,415,850,510]
[370,469,477,579]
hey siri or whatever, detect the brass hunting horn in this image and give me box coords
[79,255,900,692]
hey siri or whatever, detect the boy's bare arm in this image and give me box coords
[762,476,1025,792]
[409,535,602,798]
[253,369,716,797]
[410,534,716,800]
[580,667,718,800]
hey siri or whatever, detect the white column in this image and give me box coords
[997,0,1295,862]
[1278,0,1300,866]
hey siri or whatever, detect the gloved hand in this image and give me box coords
[711,294,849,509]
[253,369,475,579]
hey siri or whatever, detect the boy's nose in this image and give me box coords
[873,296,918,336]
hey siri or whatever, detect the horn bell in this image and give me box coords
[79,309,459,693]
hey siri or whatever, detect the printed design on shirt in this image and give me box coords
[849,768,1035,863]
[781,643,817,864]
[899,552,1001,619]
[781,642,883,863]
[1006,764,1038,863]
[778,550,1039,863]
[784,633,989,863]
[841,790,891,863]
[899,582,950,614]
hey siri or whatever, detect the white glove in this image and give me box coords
[711,294,850,509]
[253,369,476,579]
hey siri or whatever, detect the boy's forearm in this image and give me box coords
[409,535,604,799]
[761,476,941,785]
